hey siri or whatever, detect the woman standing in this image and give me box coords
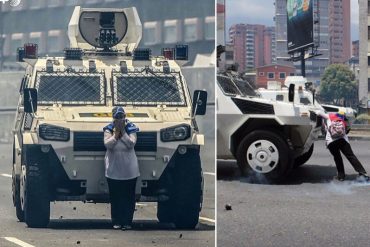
[103,106,140,230]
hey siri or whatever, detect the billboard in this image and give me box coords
[287,0,314,53]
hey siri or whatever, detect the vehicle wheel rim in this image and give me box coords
[20,166,26,211]
[246,140,279,174]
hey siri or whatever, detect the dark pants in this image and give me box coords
[328,138,367,176]
[107,177,137,226]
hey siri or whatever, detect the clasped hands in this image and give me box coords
[113,119,126,140]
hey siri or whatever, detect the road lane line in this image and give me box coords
[0,173,12,178]
[203,172,215,176]
[199,216,215,224]
[3,237,35,247]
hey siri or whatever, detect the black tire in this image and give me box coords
[12,165,24,222]
[173,158,202,229]
[172,178,202,230]
[22,151,50,228]
[236,130,292,184]
[157,200,173,223]
[293,144,314,168]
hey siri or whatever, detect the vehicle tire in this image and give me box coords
[172,176,202,230]
[12,164,24,222]
[293,144,314,168]
[236,130,292,184]
[172,154,202,229]
[157,200,173,223]
[20,152,50,228]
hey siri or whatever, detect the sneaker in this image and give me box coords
[334,175,345,182]
[121,225,132,231]
[113,224,122,230]
[357,173,370,182]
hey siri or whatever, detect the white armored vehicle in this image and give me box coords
[217,72,322,183]
[12,7,207,229]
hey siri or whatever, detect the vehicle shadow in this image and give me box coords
[217,160,359,185]
[47,219,214,231]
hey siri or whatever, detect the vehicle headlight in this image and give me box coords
[160,124,191,142]
[39,124,70,141]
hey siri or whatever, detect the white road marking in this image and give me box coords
[203,172,216,176]
[199,216,215,224]
[3,237,35,247]
[0,173,12,178]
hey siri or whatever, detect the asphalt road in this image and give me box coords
[0,107,215,247]
[217,140,370,247]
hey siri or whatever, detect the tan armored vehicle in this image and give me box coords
[12,6,207,229]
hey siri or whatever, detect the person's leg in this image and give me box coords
[107,178,122,226]
[328,140,345,178]
[339,140,367,175]
[121,177,137,227]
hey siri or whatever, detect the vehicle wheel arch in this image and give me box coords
[230,118,286,156]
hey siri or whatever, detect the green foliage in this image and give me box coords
[319,64,357,105]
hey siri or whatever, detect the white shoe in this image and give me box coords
[113,224,122,229]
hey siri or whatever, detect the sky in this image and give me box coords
[226,0,359,41]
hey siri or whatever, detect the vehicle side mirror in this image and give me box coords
[24,88,38,113]
[288,84,295,103]
[192,90,207,116]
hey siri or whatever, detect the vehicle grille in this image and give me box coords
[73,131,157,152]
[231,98,274,114]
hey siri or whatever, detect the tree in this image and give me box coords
[319,64,358,106]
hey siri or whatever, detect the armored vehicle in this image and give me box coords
[217,72,322,183]
[12,6,207,229]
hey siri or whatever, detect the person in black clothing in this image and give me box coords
[323,112,369,181]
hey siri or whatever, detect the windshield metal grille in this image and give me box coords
[35,71,106,105]
[217,73,257,97]
[217,75,240,96]
[112,69,186,106]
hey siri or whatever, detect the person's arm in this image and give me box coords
[119,131,137,149]
[317,111,329,130]
[317,110,328,119]
[104,130,118,149]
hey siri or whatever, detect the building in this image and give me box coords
[217,0,226,71]
[358,0,369,108]
[274,0,290,64]
[275,0,352,85]
[256,64,295,88]
[229,24,276,73]
[224,43,234,70]
[329,0,351,64]
[352,40,359,60]
[0,0,215,71]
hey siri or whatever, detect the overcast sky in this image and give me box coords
[226,0,359,41]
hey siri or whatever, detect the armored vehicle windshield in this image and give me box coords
[112,68,187,106]
[36,71,105,105]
